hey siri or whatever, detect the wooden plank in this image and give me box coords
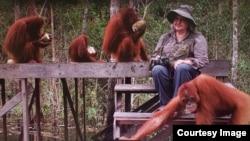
[0,62,151,78]
[115,84,156,92]
[114,112,153,118]
[0,60,229,79]
[200,60,230,77]
[114,112,231,123]
[114,112,152,126]
[21,79,29,141]
[116,119,148,125]
[0,84,34,117]
[114,84,157,112]
[0,93,22,117]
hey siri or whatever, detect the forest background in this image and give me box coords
[0,0,250,139]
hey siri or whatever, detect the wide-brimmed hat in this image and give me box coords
[167,5,196,26]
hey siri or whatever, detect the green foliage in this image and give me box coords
[87,107,97,119]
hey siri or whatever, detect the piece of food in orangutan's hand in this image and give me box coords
[40,33,50,42]
[7,59,15,64]
[132,20,146,32]
[87,46,97,56]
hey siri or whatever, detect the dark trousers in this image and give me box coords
[151,64,200,107]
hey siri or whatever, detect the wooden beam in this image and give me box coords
[200,60,230,77]
[21,79,29,141]
[0,60,230,79]
[0,92,22,117]
[0,79,7,141]
[0,84,34,117]
[0,62,151,78]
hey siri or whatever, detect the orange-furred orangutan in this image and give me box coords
[102,7,149,62]
[4,16,51,63]
[68,34,100,62]
[120,74,250,140]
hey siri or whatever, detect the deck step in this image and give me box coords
[114,112,231,124]
[114,84,157,93]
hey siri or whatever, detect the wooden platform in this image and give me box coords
[0,60,232,141]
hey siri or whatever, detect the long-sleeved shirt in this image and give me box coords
[152,30,209,69]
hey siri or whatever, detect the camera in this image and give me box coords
[149,56,171,70]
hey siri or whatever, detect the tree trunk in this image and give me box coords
[48,1,60,139]
[232,0,238,86]
[14,0,20,20]
[129,0,138,9]
[82,0,89,34]
[110,0,120,17]
[27,0,38,16]
[81,1,89,140]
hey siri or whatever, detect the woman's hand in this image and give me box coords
[174,59,193,69]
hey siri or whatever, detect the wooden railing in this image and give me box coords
[0,60,231,141]
[0,60,230,78]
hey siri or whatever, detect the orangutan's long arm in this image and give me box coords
[120,96,181,140]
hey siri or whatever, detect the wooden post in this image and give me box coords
[35,78,41,141]
[74,78,79,141]
[63,80,68,141]
[0,79,7,141]
[82,78,86,141]
[21,78,29,141]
